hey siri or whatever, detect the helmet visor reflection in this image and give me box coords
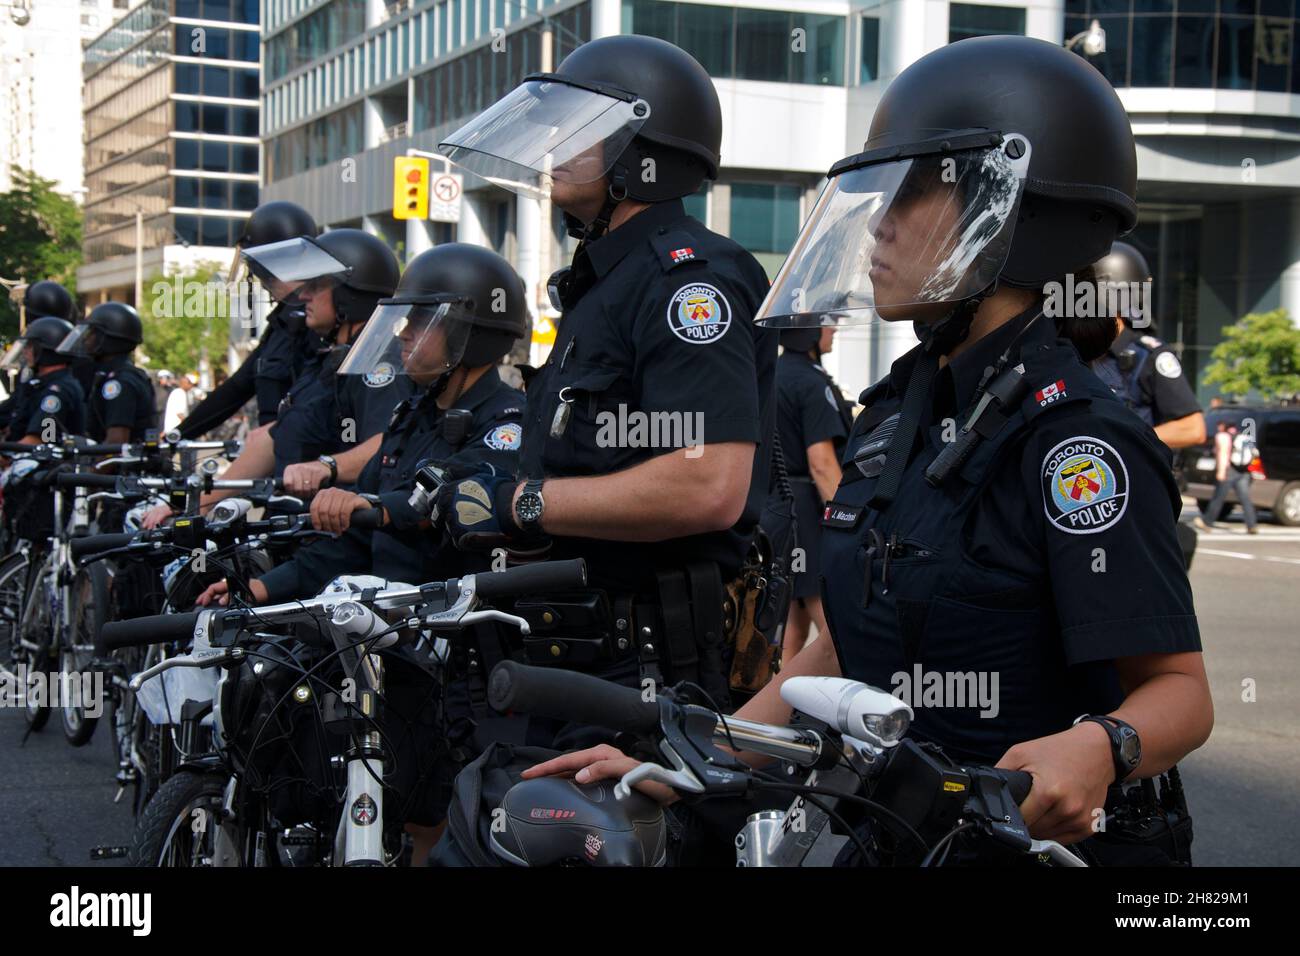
[755,137,1030,328]
[437,78,650,198]
[337,301,474,380]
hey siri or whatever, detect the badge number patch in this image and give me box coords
[484,422,521,451]
[1041,436,1129,535]
[666,283,731,345]
[101,380,122,400]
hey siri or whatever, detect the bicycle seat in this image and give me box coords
[489,776,667,867]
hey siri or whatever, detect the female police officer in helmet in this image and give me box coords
[528,36,1212,857]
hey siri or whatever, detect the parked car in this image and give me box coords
[1180,404,1300,526]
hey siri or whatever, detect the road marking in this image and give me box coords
[1198,548,1300,566]
[1199,548,1255,560]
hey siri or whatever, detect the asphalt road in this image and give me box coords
[0,518,1296,867]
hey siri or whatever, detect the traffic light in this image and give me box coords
[393,156,429,220]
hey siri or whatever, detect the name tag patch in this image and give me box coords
[821,502,863,528]
[1041,436,1129,535]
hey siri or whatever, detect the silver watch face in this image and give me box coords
[517,492,544,524]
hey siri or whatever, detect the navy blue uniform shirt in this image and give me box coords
[820,309,1201,765]
[258,366,524,601]
[6,366,85,441]
[87,356,157,441]
[517,198,777,594]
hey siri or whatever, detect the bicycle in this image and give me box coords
[96,555,587,866]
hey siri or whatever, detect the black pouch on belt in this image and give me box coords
[656,563,731,709]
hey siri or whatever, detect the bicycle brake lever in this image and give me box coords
[1026,839,1087,867]
[87,492,124,503]
[615,741,705,801]
[455,608,531,635]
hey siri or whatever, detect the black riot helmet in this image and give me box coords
[780,328,822,355]
[23,280,74,320]
[754,35,1138,352]
[1,316,75,371]
[340,243,528,384]
[236,201,318,248]
[438,35,721,238]
[1091,241,1150,288]
[241,228,399,342]
[59,301,143,358]
[1090,240,1152,327]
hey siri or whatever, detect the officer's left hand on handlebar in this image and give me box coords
[311,487,378,535]
[435,472,525,551]
[141,503,174,530]
[283,459,332,498]
[195,577,268,607]
[521,745,679,806]
[996,722,1115,845]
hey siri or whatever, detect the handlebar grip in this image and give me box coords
[1001,770,1033,805]
[70,532,138,561]
[348,506,383,531]
[473,559,588,601]
[487,661,660,735]
[0,441,33,453]
[55,472,118,489]
[80,443,129,456]
[98,611,202,652]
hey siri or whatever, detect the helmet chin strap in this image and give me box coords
[567,167,629,244]
[912,282,997,356]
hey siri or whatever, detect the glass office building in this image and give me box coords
[80,0,261,300]
[262,0,1300,400]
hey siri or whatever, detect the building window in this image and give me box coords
[682,183,708,223]
[860,15,880,82]
[730,182,801,255]
[1067,1,1298,92]
[949,4,1026,44]
[622,0,847,86]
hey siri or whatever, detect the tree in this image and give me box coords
[0,168,83,339]
[136,261,232,379]
[1201,309,1300,402]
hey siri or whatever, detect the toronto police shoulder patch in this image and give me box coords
[666,282,731,345]
[40,394,61,414]
[101,379,122,400]
[1154,351,1182,378]
[484,422,521,451]
[364,362,396,388]
[1041,436,1129,535]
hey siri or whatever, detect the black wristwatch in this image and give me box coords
[514,479,546,533]
[1075,713,1141,782]
[317,454,338,488]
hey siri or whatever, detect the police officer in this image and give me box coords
[150,228,410,522]
[774,325,853,663]
[0,280,77,434]
[435,35,777,726]
[1090,241,1206,450]
[0,316,85,444]
[195,243,528,605]
[58,302,156,443]
[177,201,322,438]
[533,37,1212,858]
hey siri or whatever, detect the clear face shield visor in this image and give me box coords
[57,324,101,358]
[754,132,1032,330]
[241,237,348,303]
[437,75,651,199]
[0,340,34,372]
[337,299,475,381]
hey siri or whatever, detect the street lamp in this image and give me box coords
[1065,19,1107,57]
